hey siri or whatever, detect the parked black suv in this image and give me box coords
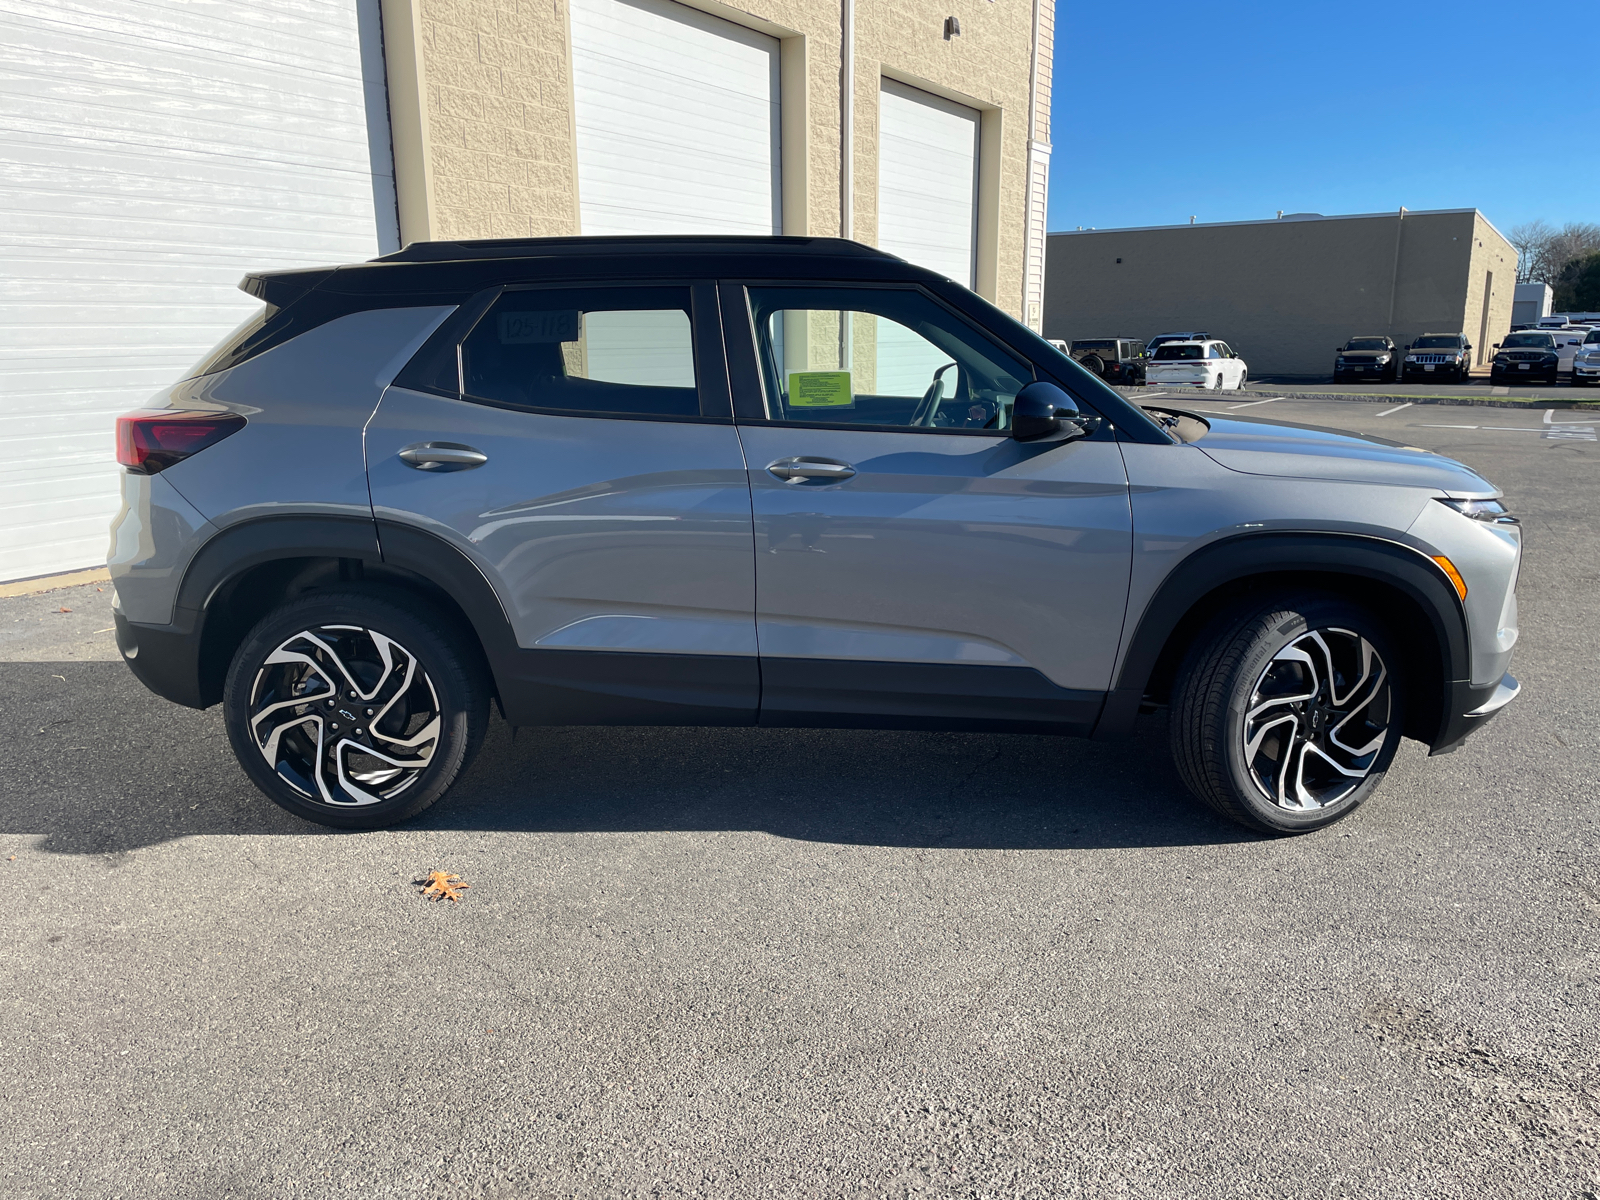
[1490,332,1561,385]
[1333,336,1398,382]
[1067,338,1146,385]
[1401,333,1473,384]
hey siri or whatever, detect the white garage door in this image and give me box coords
[877,79,979,284]
[570,0,780,236]
[875,80,980,394]
[0,0,399,584]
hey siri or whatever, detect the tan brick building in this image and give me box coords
[380,0,1055,327]
[1042,209,1517,377]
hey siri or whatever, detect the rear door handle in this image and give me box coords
[398,442,488,471]
[766,457,856,482]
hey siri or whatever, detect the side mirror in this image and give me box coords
[1404,344,1412,351]
[1012,381,1093,443]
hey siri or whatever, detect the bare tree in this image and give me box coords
[1510,219,1552,283]
[1510,220,1600,285]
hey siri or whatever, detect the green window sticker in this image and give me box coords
[787,371,854,408]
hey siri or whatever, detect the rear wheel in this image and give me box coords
[1169,594,1404,834]
[1078,354,1105,377]
[223,588,489,829]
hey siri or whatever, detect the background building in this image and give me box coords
[1513,282,1553,326]
[0,0,1053,583]
[1043,209,1516,379]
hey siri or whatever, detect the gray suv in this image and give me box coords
[109,236,1522,835]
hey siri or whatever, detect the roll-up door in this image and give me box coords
[569,0,781,236]
[0,0,399,583]
[875,80,981,393]
[877,79,979,284]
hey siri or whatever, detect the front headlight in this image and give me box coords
[1375,354,1391,363]
[1405,355,1418,362]
[1437,497,1519,525]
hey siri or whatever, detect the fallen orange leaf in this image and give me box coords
[419,870,469,903]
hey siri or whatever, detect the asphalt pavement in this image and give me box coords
[4,397,1598,1199]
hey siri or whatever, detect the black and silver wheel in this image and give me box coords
[1170,594,1403,833]
[1078,354,1105,377]
[224,589,488,829]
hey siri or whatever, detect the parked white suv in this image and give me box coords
[1573,329,1600,387]
[1146,339,1249,390]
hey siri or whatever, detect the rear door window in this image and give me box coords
[458,287,701,418]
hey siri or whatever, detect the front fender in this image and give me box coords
[1093,531,1471,748]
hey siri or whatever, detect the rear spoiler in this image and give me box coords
[238,265,340,308]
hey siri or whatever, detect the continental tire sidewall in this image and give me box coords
[223,589,487,829]
[1219,600,1403,833]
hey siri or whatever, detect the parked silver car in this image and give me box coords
[109,236,1521,835]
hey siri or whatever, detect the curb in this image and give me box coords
[1116,386,1600,411]
[0,566,111,599]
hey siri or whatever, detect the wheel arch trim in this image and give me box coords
[1095,531,1471,745]
[148,515,521,710]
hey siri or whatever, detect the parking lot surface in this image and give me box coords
[3,396,1597,1199]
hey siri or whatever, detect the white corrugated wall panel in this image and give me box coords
[569,0,780,236]
[877,79,979,286]
[0,0,398,583]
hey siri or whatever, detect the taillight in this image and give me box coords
[115,409,246,475]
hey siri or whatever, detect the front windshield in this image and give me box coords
[1502,333,1554,348]
[1413,336,1460,349]
[1587,331,1600,344]
[1071,340,1116,352]
[1345,338,1388,351]
[1153,344,1204,360]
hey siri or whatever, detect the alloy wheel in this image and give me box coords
[1241,627,1391,810]
[247,625,442,806]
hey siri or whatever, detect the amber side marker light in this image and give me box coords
[1432,556,1468,601]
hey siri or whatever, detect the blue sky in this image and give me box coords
[1045,0,1598,238]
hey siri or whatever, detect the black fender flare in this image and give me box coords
[149,514,521,709]
[1092,531,1470,744]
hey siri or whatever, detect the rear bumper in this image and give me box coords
[1428,672,1519,756]
[114,608,211,709]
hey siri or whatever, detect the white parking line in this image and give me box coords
[1419,423,1481,428]
[1227,397,1279,409]
[1375,402,1413,417]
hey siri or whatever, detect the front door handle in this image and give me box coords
[398,442,488,471]
[767,457,856,483]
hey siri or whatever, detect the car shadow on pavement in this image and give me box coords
[0,662,1260,856]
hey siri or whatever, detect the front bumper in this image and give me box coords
[1429,672,1519,756]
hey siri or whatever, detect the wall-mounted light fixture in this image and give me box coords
[944,15,961,39]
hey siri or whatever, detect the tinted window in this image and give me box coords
[746,286,1032,431]
[1346,338,1389,351]
[1413,336,1461,349]
[1071,339,1117,352]
[1207,344,1225,359]
[1153,345,1204,360]
[1502,333,1555,348]
[461,287,699,418]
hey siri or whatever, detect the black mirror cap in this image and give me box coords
[1013,380,1084,442]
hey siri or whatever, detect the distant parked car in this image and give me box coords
[1333,336,1398,383]
[1490,331,1562,384]
[1573,329,1600,387]
[1401,333,1472,384]
[1147,331,1208,355]
[1146,339,1248,390]
[1068,338,1146,384]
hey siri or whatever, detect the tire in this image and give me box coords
[1237,369,1248,390]
[1169,593,1404,834]
[223,587,490,829]
[1078,354,1105,377]
[1211,373,1223,390]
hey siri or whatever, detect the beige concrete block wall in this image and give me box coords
[1463,214,1517,365]
[1043,211,1503,377]
[387,0,1044,319]
[415,0,581,240]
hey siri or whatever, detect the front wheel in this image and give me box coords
[1169,594,1404,833]
[223,588,489,829]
